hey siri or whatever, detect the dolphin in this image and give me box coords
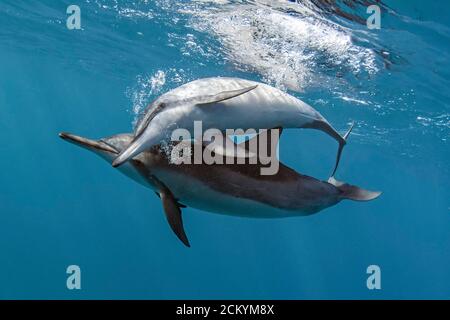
[111,77,354,178]
[60,130,380,247]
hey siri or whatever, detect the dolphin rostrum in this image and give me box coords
[111,77,354,178]
[60,130,380,247]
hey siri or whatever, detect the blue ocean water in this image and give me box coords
[0,0,448,299]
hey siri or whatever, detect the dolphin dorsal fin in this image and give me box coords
[203,135,256,159]
[238,127,283,152]
[194,85,258,106]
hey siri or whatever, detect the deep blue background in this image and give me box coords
[0,0,448,298]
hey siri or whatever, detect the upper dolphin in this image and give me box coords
[111,77,353,176]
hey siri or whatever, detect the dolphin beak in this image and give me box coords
[59,132,118,154]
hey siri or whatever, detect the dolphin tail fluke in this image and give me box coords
[328,177,381,201]
[303,120,354,178]
[330,121,354,178]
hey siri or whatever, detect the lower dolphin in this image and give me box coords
[59,131,381,247]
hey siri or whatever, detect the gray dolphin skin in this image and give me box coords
[59,130,381,247]
[111,77,353,178]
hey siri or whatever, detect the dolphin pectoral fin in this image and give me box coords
[203,136,256,158]
[159,190,191,247]
[194,85,258,106]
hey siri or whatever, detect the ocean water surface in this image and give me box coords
[0,0,449,299]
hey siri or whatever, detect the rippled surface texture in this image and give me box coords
[0,0,449,298]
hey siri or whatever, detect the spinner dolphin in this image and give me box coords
[60,130,380,247]
[111,77,353,177]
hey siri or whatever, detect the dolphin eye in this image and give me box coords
[152,102,165,115]
[153,102,167,118]
[155,102,166,113]
[135,102,168,137]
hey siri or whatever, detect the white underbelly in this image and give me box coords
[151,168,310,218]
